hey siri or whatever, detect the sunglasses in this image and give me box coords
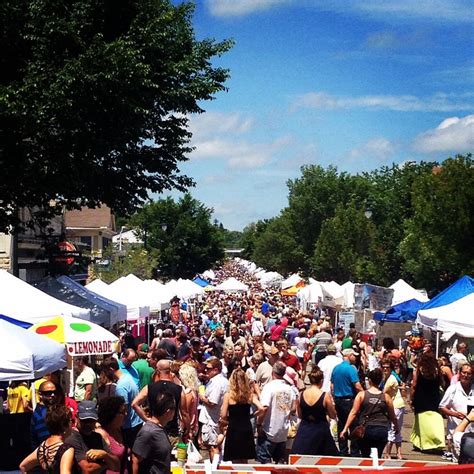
[40,390,57,396]
[205,367,214,371]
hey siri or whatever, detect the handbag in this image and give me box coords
[349,392,382,441]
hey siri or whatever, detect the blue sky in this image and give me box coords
[160,0,474,230]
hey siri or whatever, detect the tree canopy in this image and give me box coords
[128,194,225,279]
[0,0,232,232]
[245,154,473,294]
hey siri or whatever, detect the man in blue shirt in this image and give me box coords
[30,381,57,448]
[118,348,140,389]
[101,357,143,450]
[331,348,363,456]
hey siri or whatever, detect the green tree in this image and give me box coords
[0,0,232,232]
[286,165,369,271]
[92,246,157,283]
[400,154,474,293]
[240,220,270,260]
[252,211,305,274]
[312,202,379,283]
[129,194,225,279]
[364,161,438,286]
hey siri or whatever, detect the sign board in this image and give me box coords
[338,312,355,332]
[66,340,117,356]
[354,284,393,311]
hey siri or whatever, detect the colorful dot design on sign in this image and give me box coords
[69,323,92,332]
[35,325,58,335]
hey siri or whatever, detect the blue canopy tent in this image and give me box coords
[373,298,425,323]
[192,276,211,288]
[0,314,32,329]
[417,275,474,341]
[34,276,126,328]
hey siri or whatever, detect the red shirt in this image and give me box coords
[281,352,301,372]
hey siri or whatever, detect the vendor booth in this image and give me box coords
[0,269,90,322]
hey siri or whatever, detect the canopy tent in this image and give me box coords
[109,274,169,312]
[298,282,323,306]
[389,279,429,306]
[319,281,345,308]
[281,273,304,290]
[0,319,66,381]
[214,278,249,292]
[202,269,216,281]
[86,279,150,320]
[0,269,90,323]
[258,271,284,288]
[175,279,205,299]
[281,281,305,296]
[34,276,123,328]
[29,316,119,356]
[0,313,32,329]
[193,276,211,288]
[57,276,127,325]
[341,281,355,309]
[417,276,474,337]
[374,298,425,323]
[143,279,173,307]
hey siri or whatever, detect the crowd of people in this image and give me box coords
[3,260,474,473]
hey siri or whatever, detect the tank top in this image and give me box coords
[147,380,182,436]
[300,392,327,423]
[359,391,389,427]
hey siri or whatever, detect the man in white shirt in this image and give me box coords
[450,343,468,375]
[256,361,296,464]
[318,344,343,393]
[198,357,229,461]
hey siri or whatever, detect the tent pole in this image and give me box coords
[436,331,440,359]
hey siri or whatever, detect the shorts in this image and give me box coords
[387,407,405,444]
[201,423,219,447]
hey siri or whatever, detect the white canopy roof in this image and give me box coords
[214,278,249,292]
[417,293,474,337]
[389,279,429,306]
[341,281,355,309]
[86,278,150,320]
[0,319,67,381]
[109,274,168,312]
[202,269,216,281]
[281,273,303,290]
[0,270,90,323]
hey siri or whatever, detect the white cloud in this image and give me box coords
[294,91,473,112]
[347,137,396,163]
[206,0,288,17]
[189,111,291,169]
[206,0,473,22]
[313,0,473,24]
[413,115,474,153]
[189,111,253,137]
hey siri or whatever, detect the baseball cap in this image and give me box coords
[77,401,98,420]
[342,348,359,357]
[327,344,337,353]
[283,367,298,386]
[266,346,279,355]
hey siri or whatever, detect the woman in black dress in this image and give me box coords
[220,368,263,462]
[292,366,339,456]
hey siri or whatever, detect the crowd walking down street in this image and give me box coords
[2,259,473,473]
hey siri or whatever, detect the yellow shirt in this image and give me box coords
[28,378,46,405]
[8,384,30,413]
[384,374,405,410]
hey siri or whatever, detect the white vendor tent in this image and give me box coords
[390,279,429,306]
[214,278,249,292]
[86,278,150,320]
[341,281,355,309]
[109,274,169,312]
[0,270,90,323]
[281,273,304,290]
[0,319,67,381]
[417,276,474,337]
[319,281,345,307]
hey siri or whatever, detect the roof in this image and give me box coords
[65,205,115,231]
